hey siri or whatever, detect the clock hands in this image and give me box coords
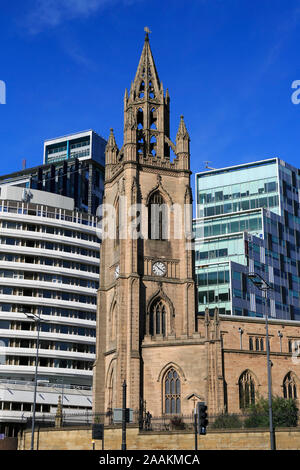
[153,262,166,276]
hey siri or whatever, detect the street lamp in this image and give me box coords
[247,272,275,450]
[22,311,49,451]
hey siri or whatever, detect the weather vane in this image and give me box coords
[144,26,152,37]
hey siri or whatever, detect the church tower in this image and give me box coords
[93,31,224,417]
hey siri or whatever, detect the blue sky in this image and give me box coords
[1,0,300,192]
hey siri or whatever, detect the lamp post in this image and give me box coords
[247,272,275,450]
[191,395,198,451]
[122,380,127,451]
[23,312,49,451]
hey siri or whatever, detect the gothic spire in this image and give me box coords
[131,31,161,100]
[176,115,189,141]
[105,128,119,168]
[106,128,118,150]
[176,115,190,165]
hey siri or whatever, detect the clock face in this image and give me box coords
[114,264,120,279]
[152,261,167,277]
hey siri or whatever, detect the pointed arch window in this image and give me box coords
[148,191,168,240]
[114,199,120,246]
[283,372,297,399]
[150,299,166,336]
[138,133,144,156]
[150,107,157,129]
[239,370,256,409]
[139,81,145,98]
[107,367,115,422]
[150,109,157,129]
[164,368,181,414]
[137,108,143,129]
[149,80,155,99]
[150,135,157,157]
[111,302,117,341]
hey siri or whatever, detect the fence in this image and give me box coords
[24,409,141,430]
[23,410,299,432]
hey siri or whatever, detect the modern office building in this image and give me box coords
[0,185,100,436]
[194,158,300,321]
[0,130,106,215]
[43,130,105,165]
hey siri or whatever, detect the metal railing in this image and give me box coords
[140,414,195,432]
[24,409,141,429]
[0,379,92,392]
[22,410,300,432]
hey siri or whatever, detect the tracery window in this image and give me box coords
[148,192,168,240]
[164,368,181,414]
[283,372,297,399]
[249,336,264,351]
[149,299,166,336]
[239,370,256,409]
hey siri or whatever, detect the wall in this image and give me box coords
[0,437,18,450]
[18,425,300,451]
[217,317,300,413]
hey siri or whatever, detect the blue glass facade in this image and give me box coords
[194,158,300,321]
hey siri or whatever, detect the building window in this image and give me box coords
[288,340,300,354]
[283,372,297,399]
[249,336,264,351]
[111,302,117,341]
[148,192,167,240]
[137,108,143,129]
[239,370,256,409]
[114,198,120,246]
[150,299,166,336]
[164,368,181,414]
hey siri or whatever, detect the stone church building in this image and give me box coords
[93,32,300,419]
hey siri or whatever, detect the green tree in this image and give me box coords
[211,413,243,429]
[244,395,298,428]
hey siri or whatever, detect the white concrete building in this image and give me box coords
[0,186,100,435]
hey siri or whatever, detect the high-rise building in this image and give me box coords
[0,158,102,436]
[194,158,300,321]
[0,130,106,215]
[43,130,105,166]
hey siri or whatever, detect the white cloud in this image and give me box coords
[25,0,117,34]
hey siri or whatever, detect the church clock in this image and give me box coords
[152,261,167,277]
